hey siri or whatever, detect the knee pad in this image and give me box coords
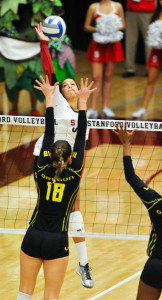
[69,211,84,232]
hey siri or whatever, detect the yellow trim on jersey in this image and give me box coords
[37,163,51,173]
[142,197,162,205]
[30,186,40,226]
[30,210,38,227]
[69,139,86,175]
[148,198,162,211]
[62,187,79,232]
[66,185,79,216]
[148,232,157,256]
[65,188,79,231]
[68,168,81,178]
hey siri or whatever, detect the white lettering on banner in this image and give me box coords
[0,115,162,132]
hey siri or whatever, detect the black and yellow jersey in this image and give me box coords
[30,107,86,233]
[124,156,162,258]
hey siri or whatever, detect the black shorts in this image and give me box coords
[21,226,69,260]
[141,257,162,289]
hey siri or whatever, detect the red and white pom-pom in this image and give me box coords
[93,14,123,44]
[147,20,162,49]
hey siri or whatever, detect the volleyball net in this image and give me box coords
[0,115,162,240]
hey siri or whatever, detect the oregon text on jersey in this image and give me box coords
[41,173,75,182]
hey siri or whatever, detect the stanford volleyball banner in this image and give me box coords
[0,115,162,132]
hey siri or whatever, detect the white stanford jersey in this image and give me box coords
[33,86,89,156]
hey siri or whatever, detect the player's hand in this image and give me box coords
[112,122,136,145]
[34,75,59,97]
[35,22,49,41]
[74,78,97,102]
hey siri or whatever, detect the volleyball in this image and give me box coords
[42,16,66,40]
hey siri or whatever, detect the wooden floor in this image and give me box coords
[0,50,162,299]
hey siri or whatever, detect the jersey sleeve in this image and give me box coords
[40,40,57,85]
[123,156,161,210]
[68,110,87,176]
[38,107,54,167]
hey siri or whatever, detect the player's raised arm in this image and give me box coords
[35,23,57,85]
[113,122,161,209]
[112,122,135,157]
[69,78,97,174]
[34,75,59,166]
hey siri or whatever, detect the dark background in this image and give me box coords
[61,0,145,64]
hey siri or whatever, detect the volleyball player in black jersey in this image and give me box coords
[16,76,96,300]
[34,23,94,289]
[113,122,162,300]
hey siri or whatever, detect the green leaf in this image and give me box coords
[0,10,19,31]
[32,2,41,14]
[52,0,63,6]
[32,0,63,17]
[14,27,38,41]
[1,0,27,16]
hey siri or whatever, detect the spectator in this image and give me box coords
[132,0,162,119]
[122,0,156,78]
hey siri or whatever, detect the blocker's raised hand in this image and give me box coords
[34,75,59,97]
[74,78,97,103]
[112,122,136,145]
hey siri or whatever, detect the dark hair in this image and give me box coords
[151,1,162,23]
[59,80,65,94]
[50,140,72,181]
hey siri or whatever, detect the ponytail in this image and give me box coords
[53,148,64,182]
[50,140,72,182]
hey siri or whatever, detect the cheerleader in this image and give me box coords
[84,0,125,119]
[132,0,162,119]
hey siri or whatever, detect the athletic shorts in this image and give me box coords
[147,49,162,69]
[86,39,124,63]
[21,226,69,260]
[141,257,162,288]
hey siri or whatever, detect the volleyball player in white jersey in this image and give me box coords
[33,23,93,288]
